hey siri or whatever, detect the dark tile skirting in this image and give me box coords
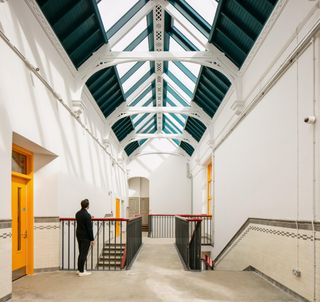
[34,267,59,273]
[0,220,12,229]
[34,217,59,223]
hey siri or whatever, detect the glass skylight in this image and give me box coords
[168,62,196,95]
[116,62,137,78]
[169,37,186,51]
[111,17,147,51]
[122,62,150,93]
[165,79,191,104]
[179,61,201,78]
[173,17,208,44]
[185,0,218,25]
[173,21,206,50]
[98,0,139,32]
[129,88,153,106]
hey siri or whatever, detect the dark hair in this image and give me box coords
[81,199,89,209]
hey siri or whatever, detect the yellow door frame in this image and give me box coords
[12,144,34,275]
[207,161,212,215]
[115,198,120,237]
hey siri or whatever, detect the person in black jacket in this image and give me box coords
[75,199,94,276]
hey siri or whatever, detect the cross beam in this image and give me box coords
[106,102,211,128]
[120,132,198,149]
[76,49,239,96]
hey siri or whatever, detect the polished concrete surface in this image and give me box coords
[12,237,297,302]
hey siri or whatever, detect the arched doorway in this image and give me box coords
[128,177,149,232]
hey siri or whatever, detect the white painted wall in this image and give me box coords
[0,2,129,297]
[127,140,191,214]
[189,0,320,260]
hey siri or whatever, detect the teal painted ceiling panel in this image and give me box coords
[184,117,206,142]
[112,117,134,142]
[36,0,107,68]
[209,0,279,67]
[180,141,194,156]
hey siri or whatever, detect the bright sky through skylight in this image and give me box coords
[168,62,195,95]
[185,0,218,25]
[173,21,205,50]
[98,0,139,32]
[117,62,137,78]
[111,17,147,51]
[122,62,150,93]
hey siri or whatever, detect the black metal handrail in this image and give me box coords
[60,217,142,271]
[126,216,142,269]
[149,214,212,245]
[175,216,202,271]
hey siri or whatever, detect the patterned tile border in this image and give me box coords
[0,294,12,302]
[34,224,59,231]
[0,220,12,229]
[0,232,12,240]
[34,217,59,223]
[215,218,320,263]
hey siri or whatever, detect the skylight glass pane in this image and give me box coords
[116,62,137,78]
[169,37,186,51]
[98,0,139,31]
[130,88,153,106]
[168,62,195,95]
[180,61,201,78]
[133,36,149,51]
[166,80,191,104]
[185,0,218,25]
[167,91,186,107]
[173,21,205,50]
[122,62,150,93]
[165,113,184,132]
[136,116,154,132]
[112,17,147,51]
[174,16,208,44]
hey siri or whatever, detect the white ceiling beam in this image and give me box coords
[120,132,198,149]
[106,102,211,127]
[77,50,238,91]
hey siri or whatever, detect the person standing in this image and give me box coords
[75,199,94,276]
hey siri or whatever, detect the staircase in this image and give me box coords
[97,243,126,270]
[142,225,148,232]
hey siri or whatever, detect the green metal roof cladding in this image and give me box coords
[36,0,279,157]
[209,0,278,67]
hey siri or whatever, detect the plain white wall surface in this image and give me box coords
[189,0,320,256]
[127,140,191,214]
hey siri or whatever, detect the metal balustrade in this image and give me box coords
[60,217,142,271]
[148,214,212,245]
[175,216,202,271]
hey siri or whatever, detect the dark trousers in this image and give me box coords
[77,237,90,272]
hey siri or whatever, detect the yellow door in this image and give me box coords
[115,198,120,236]
[12,176,28,273]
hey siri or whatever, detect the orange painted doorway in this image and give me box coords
[11,144,34,280]
[115,198,120,237]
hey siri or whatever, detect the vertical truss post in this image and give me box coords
[153,2,165,133]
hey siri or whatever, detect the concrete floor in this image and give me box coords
[12,237,297,302]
